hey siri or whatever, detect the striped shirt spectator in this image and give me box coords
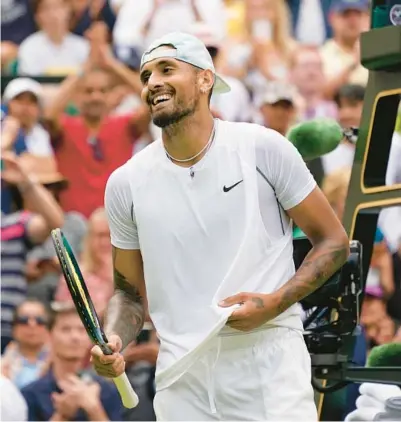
[1,211,33,352]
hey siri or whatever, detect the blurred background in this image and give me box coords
[1,0,400,421]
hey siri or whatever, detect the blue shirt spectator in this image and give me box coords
[22,369,123,421]
[71,0,116,37]
[1,0,37,45]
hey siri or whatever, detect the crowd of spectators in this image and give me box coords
[1,0,401,421]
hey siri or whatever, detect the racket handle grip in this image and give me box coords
[113,372,139,409]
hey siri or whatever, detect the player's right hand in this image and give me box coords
[90,334,126,378]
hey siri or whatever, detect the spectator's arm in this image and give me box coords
[43,72,86,130]
[20,180,64,244]
[99,45,142,95]
[189,0,203,22]
[99,0,117,31]
[113,1,149,47]
[378,252,395,298]
[2,153,64,244]
[123,334,159,366]
[1,41,18,71]
[323,62,358,99]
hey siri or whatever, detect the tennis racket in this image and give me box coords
[51,228,139,409]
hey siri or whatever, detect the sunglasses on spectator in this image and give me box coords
[87,135,104,161]
[14,315,48,326]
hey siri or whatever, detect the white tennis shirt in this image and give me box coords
[105,119,316,389]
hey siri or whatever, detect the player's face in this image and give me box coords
[140,55,201,128]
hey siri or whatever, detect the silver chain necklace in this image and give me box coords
[164,120,216,163]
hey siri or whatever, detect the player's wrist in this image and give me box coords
[263,291,282,317]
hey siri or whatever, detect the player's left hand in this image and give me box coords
[219,292,280,332]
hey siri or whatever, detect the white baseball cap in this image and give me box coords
[3,78,43,104]
[141,32,231,94]
[260,82,297,106]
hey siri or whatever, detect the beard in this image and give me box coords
[153,106,195,128]
[151,93,199,128]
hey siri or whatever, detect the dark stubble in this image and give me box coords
[152,92,199,128]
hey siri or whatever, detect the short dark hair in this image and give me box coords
[48,302,77,330]
[12,299,49,326]
[334,84,366,106]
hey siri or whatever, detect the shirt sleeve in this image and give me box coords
[104,164,139,249]
[255,127,317,210]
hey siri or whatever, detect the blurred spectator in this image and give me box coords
[1,1,36,73]
[70,0,116,37]
[378,131,401,254]
[322,84,364,175]
[320,0,370,98]
[321,166,351,220]
[122,323,159,421]
[44,46,149,217]
[1,299,50,389]
[366,229,395,300]
[0,374,28,421]
[18,0,90,76]
[221,0,295,97]
[23,156,87,306]
[388,237,401,322]
[361,288,397,348]
[321,85,401,252]
[386,131,401,186]
[113,0,226,52]
[290,46,337,121]
[191,22,252,122]
[258,81,297,135]
[2,78,52,156]
[1,0,36,44]
[1,152,64,353]
[287,0,332,46]
[55,208,113,316]
[21,303,123,421]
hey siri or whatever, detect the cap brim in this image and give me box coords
[262,96,294,105]
[213,74,231,94]
[334,4,368,12]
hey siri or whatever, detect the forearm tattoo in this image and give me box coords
[277,240,349,314]
[104,251,145,350]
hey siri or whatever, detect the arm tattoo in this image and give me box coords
[104,250,145,350]
[277,240,349,314]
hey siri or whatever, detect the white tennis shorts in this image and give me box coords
[153,326,318,421]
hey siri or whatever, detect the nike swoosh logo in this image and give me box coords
[223,180,243,192]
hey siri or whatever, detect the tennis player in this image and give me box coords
[91,32,350,420]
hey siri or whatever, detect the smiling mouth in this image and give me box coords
[150,93,173,107]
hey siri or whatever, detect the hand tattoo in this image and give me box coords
[251,297,265,309]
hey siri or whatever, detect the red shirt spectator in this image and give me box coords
[55,114,137,217]
[44,47,148,217]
